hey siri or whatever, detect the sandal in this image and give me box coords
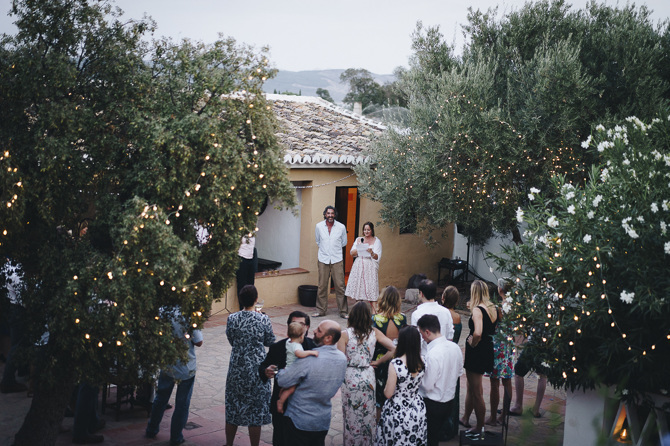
[464,430,482,441]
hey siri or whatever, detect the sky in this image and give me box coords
[1,0,669,74]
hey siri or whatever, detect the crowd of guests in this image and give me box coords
[1,206,549,445]
[215,275,546,446]
[2,264,548,446]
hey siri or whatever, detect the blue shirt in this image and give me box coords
[165,315,204,381]
[276,344,347,432]
[315,220,348,264]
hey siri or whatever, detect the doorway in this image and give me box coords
[335,186,360,281]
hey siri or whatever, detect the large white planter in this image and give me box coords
[564,387,607,446]
[564,386,670,446]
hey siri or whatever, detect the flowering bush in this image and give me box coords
[491,113,670,400]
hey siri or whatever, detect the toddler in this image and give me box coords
[276,321,318,413]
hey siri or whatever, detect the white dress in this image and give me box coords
[345,237,382,301]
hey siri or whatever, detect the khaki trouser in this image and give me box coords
[316,261,347,316]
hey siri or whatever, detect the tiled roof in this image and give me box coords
[267,94,385,168]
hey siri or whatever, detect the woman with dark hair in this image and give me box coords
[225,285,275,446]
[461,280,498,441]
[345,221,382,312]
[371,286,407,415]
[376,326,427,446]
[337,302,395,445]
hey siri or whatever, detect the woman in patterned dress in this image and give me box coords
[338,301,395,445]
[376,326,427,446]
[225,285,275,446]
[486,278,515,425]
[345,222,382,312]
[371,286,407,417]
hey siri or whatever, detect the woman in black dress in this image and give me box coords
[462,280,498,440]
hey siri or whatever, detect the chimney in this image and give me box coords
[353,101,363,115]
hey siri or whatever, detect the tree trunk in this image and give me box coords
[13,378,74,446]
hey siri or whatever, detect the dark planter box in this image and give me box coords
[298,285,318,307]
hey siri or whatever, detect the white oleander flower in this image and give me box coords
[593,195,603,207]
[502,302,512,314]
[548,216,559,228]
[587,211,595,219]
[583,234,591,243]
[516,207,524,223]
[620,290,635,304]
[581,135,592,148]
[622,223,639,239]
[596,124,605,131]
[567,205,576,215]
[528,193,535,201]
[600,168,609,182]
[530,187,541,194]
[665,241,670,255]
[651,203,659,213]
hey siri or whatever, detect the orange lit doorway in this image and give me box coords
[335,186,360,284]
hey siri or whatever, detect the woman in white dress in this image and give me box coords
[345,222,382,312]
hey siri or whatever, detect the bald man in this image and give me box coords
[276,320,347,446]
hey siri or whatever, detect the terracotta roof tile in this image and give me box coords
[267,94,384,167]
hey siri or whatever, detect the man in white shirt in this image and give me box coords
[418,314,463,446]
[410,279,454,355]
[314,206,348,318]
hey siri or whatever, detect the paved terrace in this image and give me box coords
[0,292,565,446]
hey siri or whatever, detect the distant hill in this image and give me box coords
[262,69,396,103]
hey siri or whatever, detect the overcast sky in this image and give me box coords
[1,0,669,74]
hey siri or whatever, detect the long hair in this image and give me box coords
[361,221,375,237]
[469,280,490,310]
[377,286,401,318]
[348,301,372,343]
[395,326,424,373]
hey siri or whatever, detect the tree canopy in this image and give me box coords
[491,112,670,403]
[354,0,670,244]
[0,0,294,443]
[340,67,407,113]
[316,87,334,103]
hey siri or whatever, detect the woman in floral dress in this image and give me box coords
[338,302,395,445]
[345,222,382,312]
[376,326,427,446]
[225,285,275,446]
[371,286,407,416]
[487,278,515,425]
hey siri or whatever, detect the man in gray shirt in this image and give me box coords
[276,320,347,446]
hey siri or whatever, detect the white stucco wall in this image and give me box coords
[255,189,302,269]
[451,224,518,284]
